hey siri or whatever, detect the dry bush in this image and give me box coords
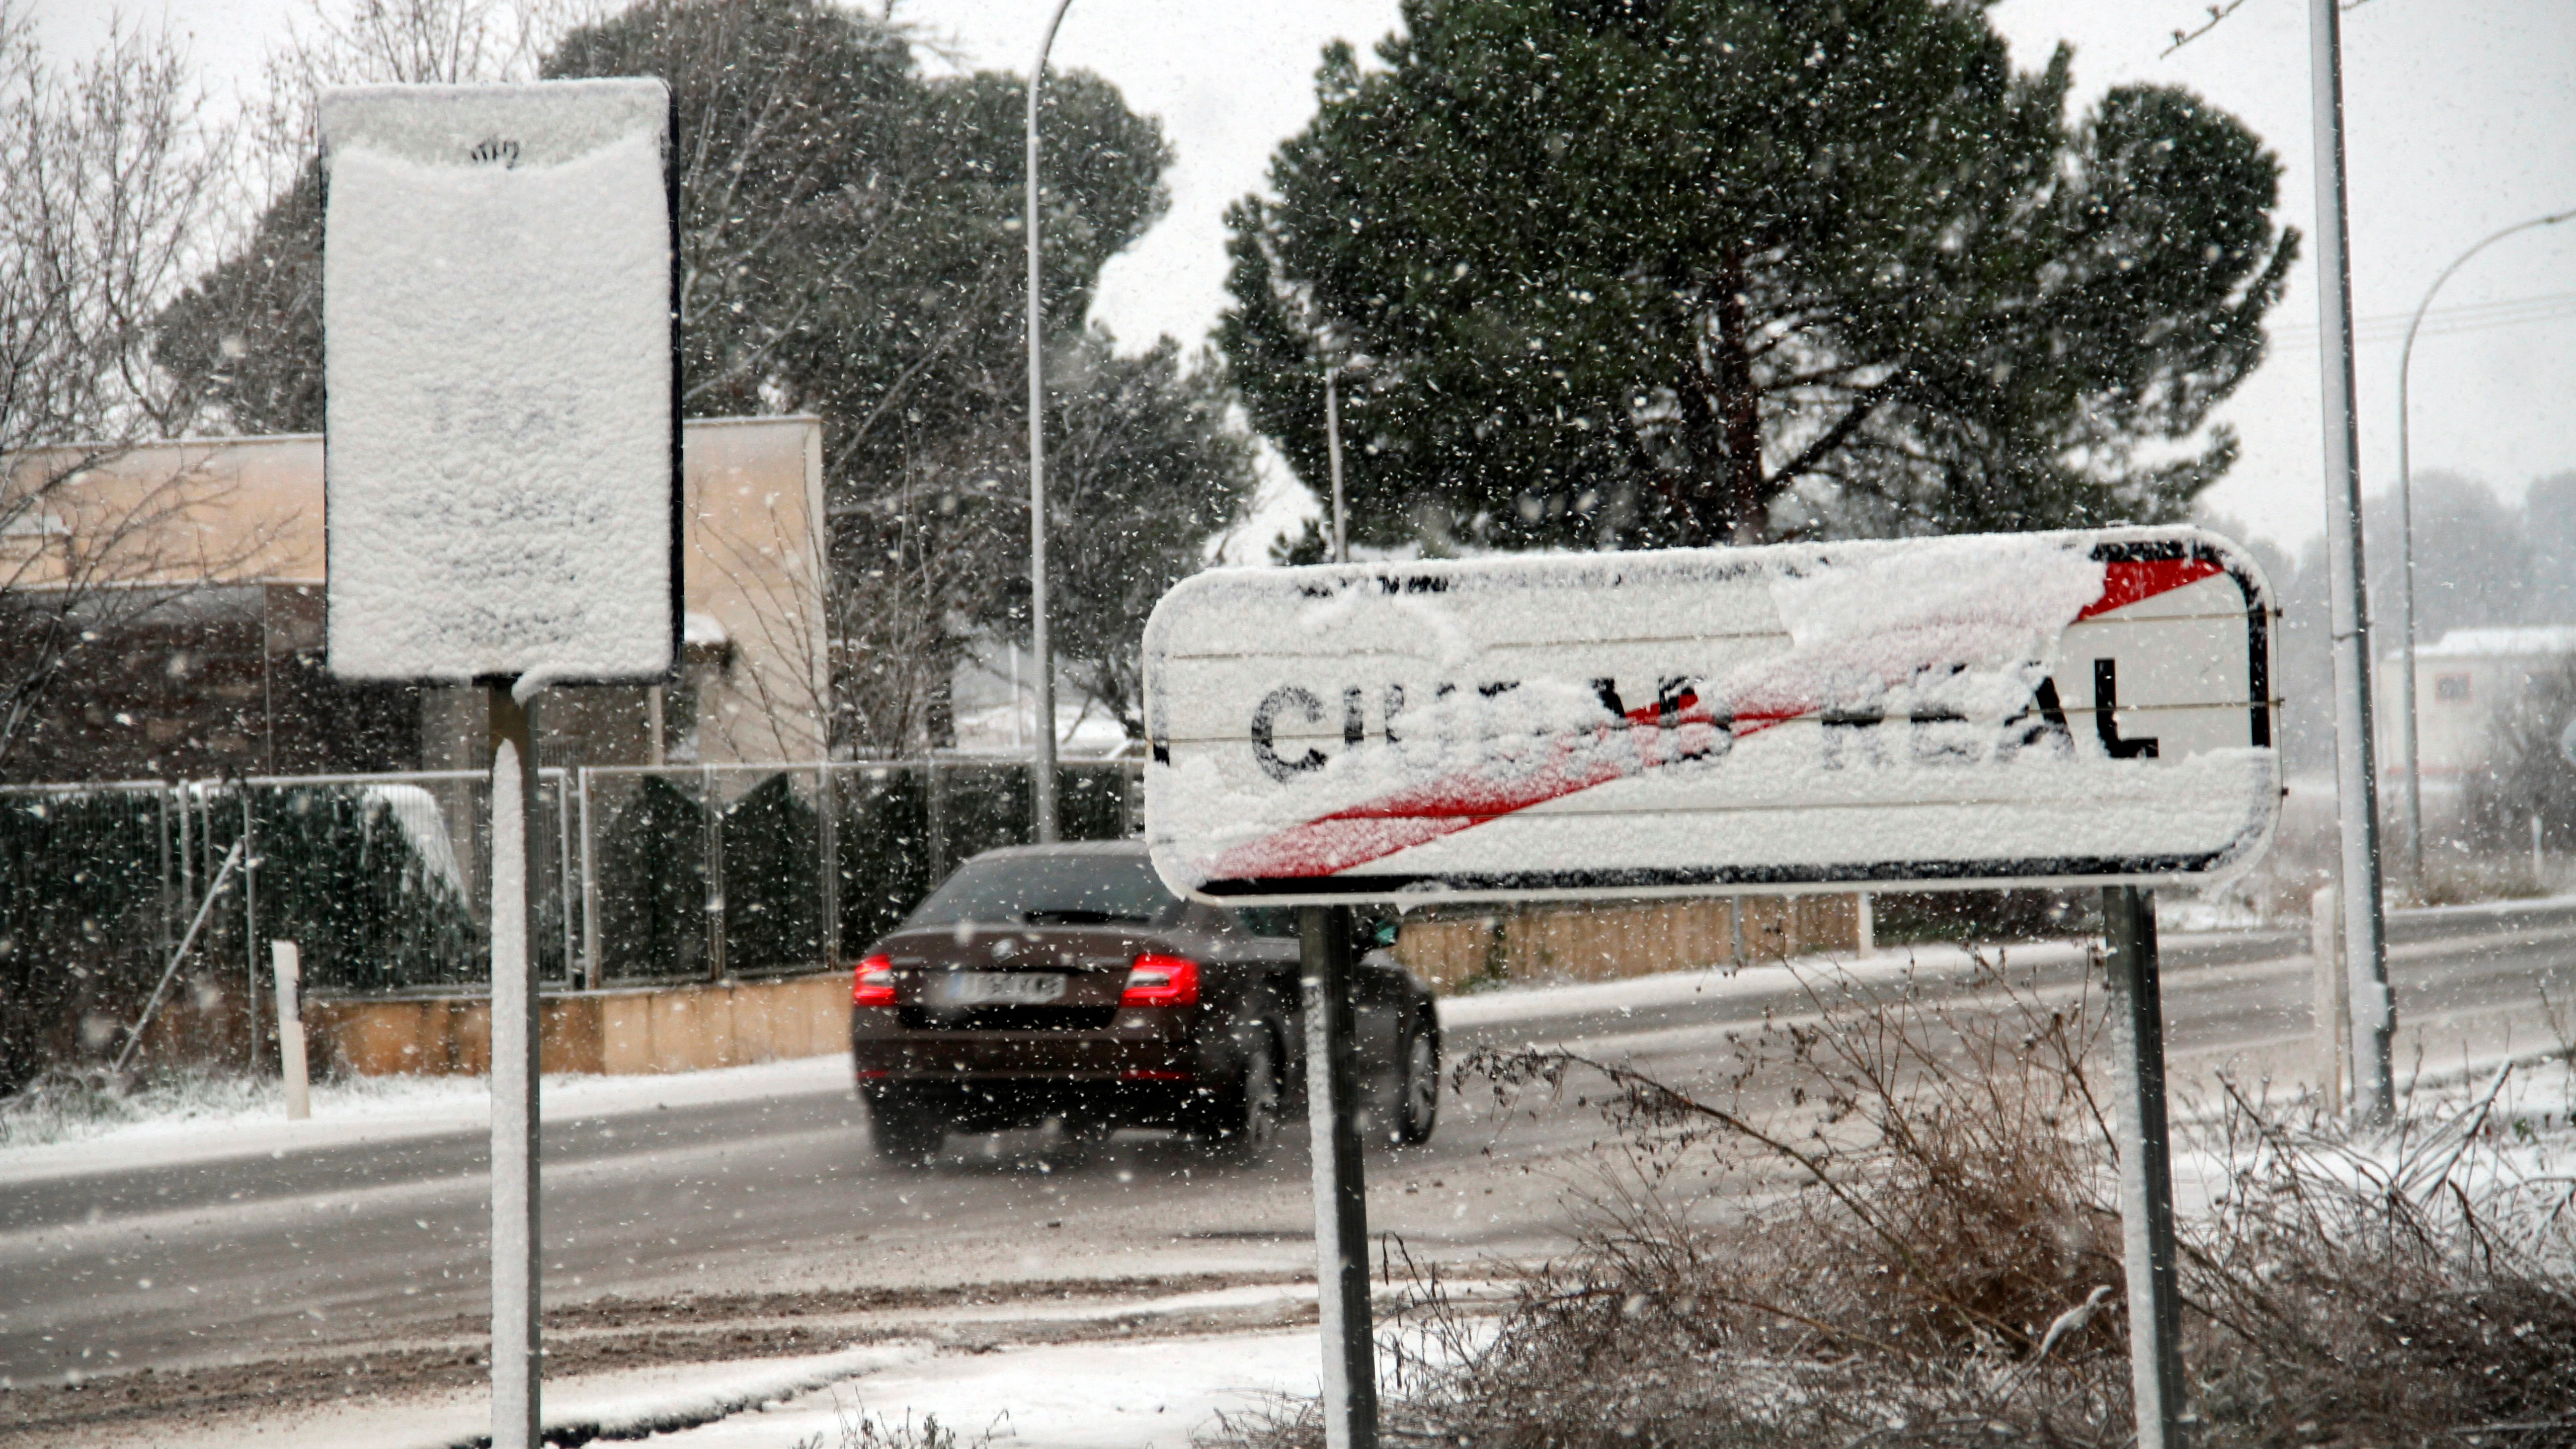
[1203,956,2576,1449]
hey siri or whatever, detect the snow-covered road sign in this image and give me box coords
[1142,528,2278,903]
[322,80,678,685]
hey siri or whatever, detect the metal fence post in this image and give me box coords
[242,787,260,1074]
[578,768,601,990]
[554,775,576,988]
[702,763,725,982]
[927,761,947,878]
[156,786,175,966]
[178,784,197,944]
[817,762,841,970]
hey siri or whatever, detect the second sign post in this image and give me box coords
[1141,527,2280,1449]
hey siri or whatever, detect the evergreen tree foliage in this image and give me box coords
[157,0,1257,751]
[1221,0,2297,550]
[984,336,1253,737]
[156,166,325,435]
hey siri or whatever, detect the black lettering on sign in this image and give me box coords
[1251,686,1328,781]
[1343,687,1366,747]
[2093,659,2158,759]
[1821,707,1890,770]
[1653,677,1728,761]
[1996,677,2075,760]
[1907,710,1978,767]
[1382,683,1407,743]
[1655,677,1691,729]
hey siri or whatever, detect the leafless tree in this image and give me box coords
[0,3,252,771]
[247,0,603,168]
[828,435,1026,755]
[2463,658,2576,855]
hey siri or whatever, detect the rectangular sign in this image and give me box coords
[322,80,678,686]
[1142,528,2278,904]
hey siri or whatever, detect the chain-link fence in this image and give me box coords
[0,758,1140,1086]
[573,759,1141,987]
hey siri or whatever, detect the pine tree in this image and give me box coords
[1221,0,2297,551]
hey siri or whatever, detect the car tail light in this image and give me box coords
[1120,953,1199,1008]
[852,954,897,1007]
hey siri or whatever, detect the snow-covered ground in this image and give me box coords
[118,1327,1327,1449]
[81,1281,1484,1449]
[650,1327,1324,1449]
[89,1340,936,1449]
[0,1051,851,1183]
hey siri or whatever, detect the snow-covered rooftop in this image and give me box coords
[2409,626,2576,660]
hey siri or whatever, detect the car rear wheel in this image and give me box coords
[1394,1023,1440,1145]
[868,1089,947,1165]
[1194,1027,1282,1164]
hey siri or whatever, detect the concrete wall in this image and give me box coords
[309,971,850,1077]
[1396,894,1860,992]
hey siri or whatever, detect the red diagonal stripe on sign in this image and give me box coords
[2077,556,2221,621]
[1206,558,2218,883]
[1211,694,1803,880]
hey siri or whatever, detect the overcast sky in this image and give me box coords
[37,0,2576,556]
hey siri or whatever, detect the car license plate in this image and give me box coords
[936,971,1067,1007]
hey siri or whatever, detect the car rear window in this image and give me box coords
[1235,906,1300,939]
[902,853,1183,929]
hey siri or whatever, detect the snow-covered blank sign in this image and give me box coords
[322,80,676,685]
[1142,528,2278,903]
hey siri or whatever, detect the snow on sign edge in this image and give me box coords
[1139,526,2281,905]
[320,80,679,687]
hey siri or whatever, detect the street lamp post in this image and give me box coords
[2393,207,2575,889]
[1025,0,1076,843]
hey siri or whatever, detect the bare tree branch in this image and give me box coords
[0,2,263,770]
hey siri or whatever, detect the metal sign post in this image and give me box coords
[1299,904,1377,1449]
[488,687,542,1449]
[1139,527,2284,1446]
[2103,886,2184,1449]
[321,80,679,1449]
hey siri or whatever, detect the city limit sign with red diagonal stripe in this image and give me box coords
[1140,527,2279,904]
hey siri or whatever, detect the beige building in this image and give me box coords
[1,415,828,780]
[2377,626,2576,831]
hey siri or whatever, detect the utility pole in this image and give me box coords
[2308,0,2394,1123]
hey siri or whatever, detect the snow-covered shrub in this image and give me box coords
[1208,957,2576,1448]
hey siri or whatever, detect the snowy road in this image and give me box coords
[3,900,2571,1442]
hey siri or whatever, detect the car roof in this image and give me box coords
[955,839,1151,863]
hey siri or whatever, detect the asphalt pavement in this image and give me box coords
[4,900,2571,1391]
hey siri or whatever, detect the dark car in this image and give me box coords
[849,840,1441,1163]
